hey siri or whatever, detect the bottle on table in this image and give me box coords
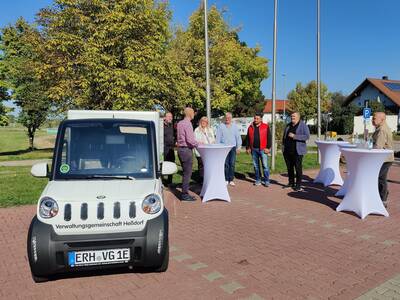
[354,133,360,147]
[367,136,373,150]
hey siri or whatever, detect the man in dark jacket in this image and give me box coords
[246,113,272,186]
[163,112,175,185]
[282,112,310,191]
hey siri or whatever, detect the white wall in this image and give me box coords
[210,117,253,136]
[262,113,285,123]
[264,113,317,126]
[353,115,398,134]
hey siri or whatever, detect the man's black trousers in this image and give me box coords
[379,162,392,203]
[283,151,303,187]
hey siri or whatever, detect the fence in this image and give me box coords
[353,115,398,134]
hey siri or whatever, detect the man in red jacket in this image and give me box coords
[246,113,272,186]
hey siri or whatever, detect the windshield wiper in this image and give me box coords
[83,175,135,180]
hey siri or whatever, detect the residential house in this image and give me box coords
[262,99,288,123]
[344,76,400,132]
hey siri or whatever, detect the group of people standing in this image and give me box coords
[165,108,242,201]
[163,107,310,201]
[163,108,393,209]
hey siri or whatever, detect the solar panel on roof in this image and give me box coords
[383,82,400,91]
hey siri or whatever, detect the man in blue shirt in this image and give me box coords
[216,112,242,186]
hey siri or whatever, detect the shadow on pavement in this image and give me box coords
[40,266,160,283]
[0,147,53,156]
[287,179,341,211]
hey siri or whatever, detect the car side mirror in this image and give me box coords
[31,162,49,178]
[161,161,177,175]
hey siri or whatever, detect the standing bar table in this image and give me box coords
[197,144,233,202]
[314,141,349,186]
[335,143,357,197]
[336,148,393,219]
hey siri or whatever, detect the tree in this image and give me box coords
[0,103,10,126]
[0,57,10,126]
[329,92,358,134]
[36,0,177,111]
[0,18,50,149]
[287,81,331,122]
[168,5,268,117]
[367,100,386,114]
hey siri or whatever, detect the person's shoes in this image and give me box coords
[181,194,196,201]
[254,181,262,186]
[229,181,236,186]
[293,186,304,192]
[282,183,294,189]
[262,181,270,187]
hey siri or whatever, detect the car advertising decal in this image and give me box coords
[55,220,144,230]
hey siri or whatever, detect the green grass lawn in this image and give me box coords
[0,127,54,161]
[0,152,319,207]
[173,152,318,184]
[0,166,48,207]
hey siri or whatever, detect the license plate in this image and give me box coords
[68,248,130,267]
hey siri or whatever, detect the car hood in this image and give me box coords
[43,179,157,202]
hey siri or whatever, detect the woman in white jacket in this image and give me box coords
[194,116,215,181]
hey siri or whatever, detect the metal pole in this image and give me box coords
[204,0,211,121]
[282,73,286,119]
[271,0,278,170]
[317,0,321,139]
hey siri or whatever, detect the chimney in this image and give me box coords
[382,76,389,80]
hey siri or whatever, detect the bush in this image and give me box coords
[330,103,358,134]
[274,121,287,149]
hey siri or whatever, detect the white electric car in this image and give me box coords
[27,110,177,282]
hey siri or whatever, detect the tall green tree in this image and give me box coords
[168,5,268,117]
[36,0,177,111]
[329,91,358,134]
[287,81,331,122]
[0,56,10,126]
[0,18,50,149]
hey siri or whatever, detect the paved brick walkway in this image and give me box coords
[0,166,399,299]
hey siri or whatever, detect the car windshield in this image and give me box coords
[54,121,155,179]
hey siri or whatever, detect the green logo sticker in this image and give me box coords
[60,164,70,174]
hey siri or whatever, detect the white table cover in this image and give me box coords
[335,143,357,197]
[197,144,234,202]
[314,141,349,186]
[336,148,393,219]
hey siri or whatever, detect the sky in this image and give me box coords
[1,0,400,103]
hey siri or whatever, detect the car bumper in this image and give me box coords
[27,210,168,277]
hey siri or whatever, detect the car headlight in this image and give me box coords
[142,194,162,214]
[39,197,59,218]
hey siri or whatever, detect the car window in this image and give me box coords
[55,122,154,179]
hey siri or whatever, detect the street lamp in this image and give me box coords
[282,73,286,121]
